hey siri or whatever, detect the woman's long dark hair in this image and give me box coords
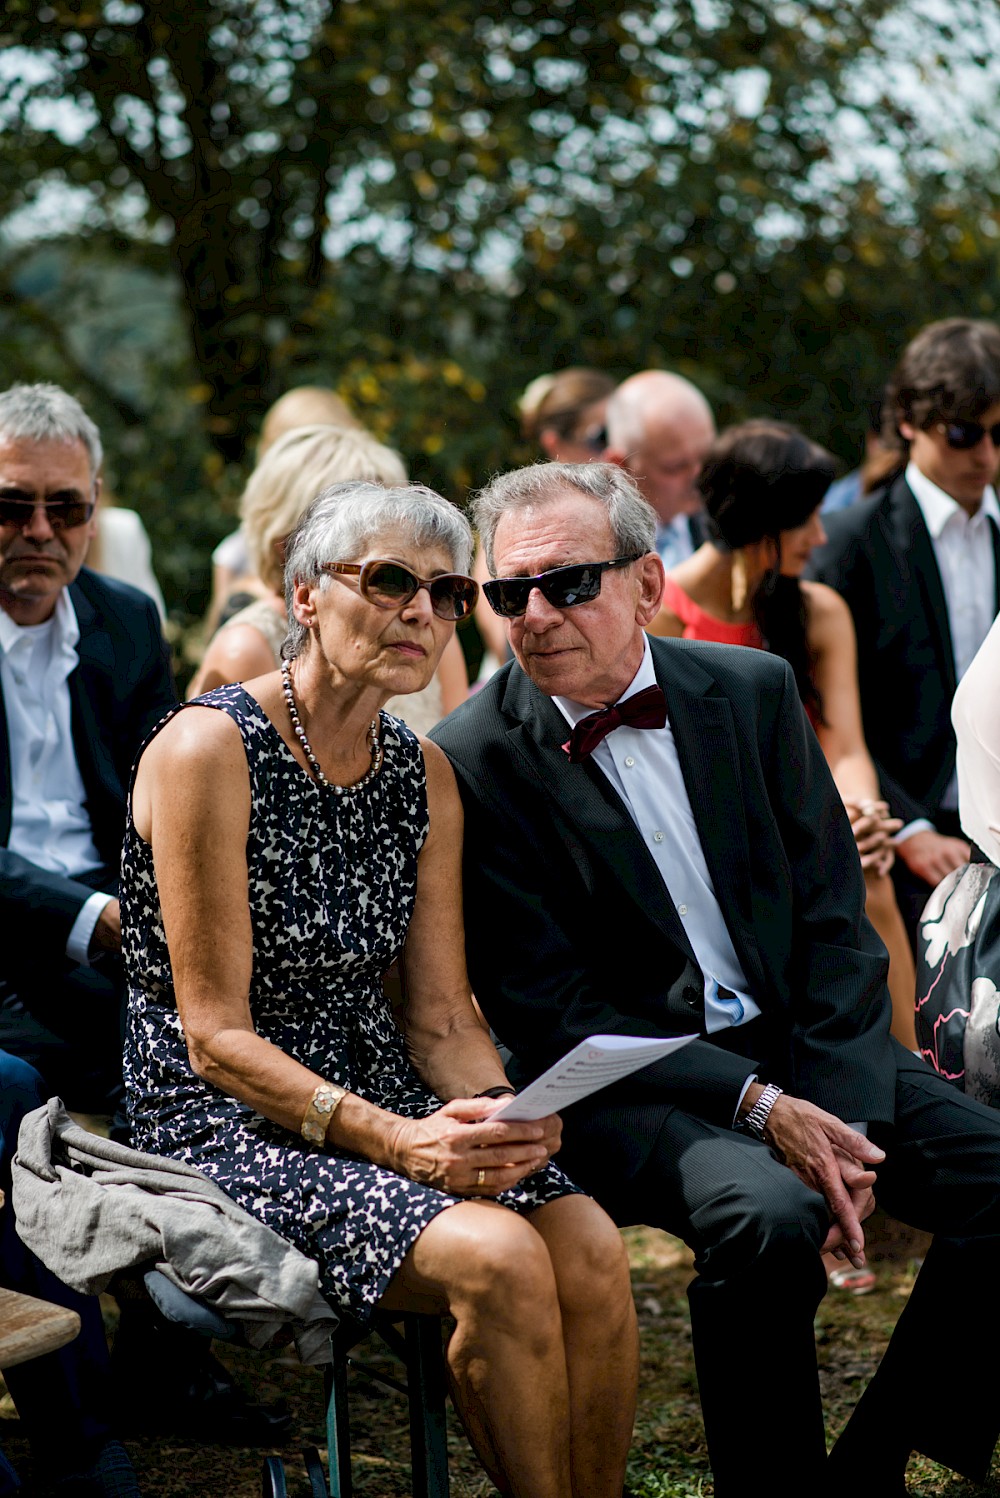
[698,420,836,721]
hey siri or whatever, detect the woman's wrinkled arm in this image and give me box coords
[133,707,554,1192]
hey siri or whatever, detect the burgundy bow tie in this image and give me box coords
[568,684,667,763]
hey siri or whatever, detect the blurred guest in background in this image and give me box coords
[650,420,917,1051]
[189,424,468,732]
[85,494,165,621]
[604,369,715,570]
[810,318,1000,940]
[518,367,615,463]
[207,385,365,631]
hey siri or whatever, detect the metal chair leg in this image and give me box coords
[404,1316,450,1498]
[260,1455,288,1498]
[324,1349,352,1498]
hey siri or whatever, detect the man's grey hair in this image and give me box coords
[472,462,656,574]
[0,383,103,479]
[283,479,474,658]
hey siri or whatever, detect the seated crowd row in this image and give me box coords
[1,312,999,1498]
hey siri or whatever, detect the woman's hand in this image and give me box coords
[844,800,901,875]
[386,1098,561,1197]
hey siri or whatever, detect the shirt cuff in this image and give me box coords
[67,891,113,966]
[732,1073,757,1127]
[894,818,935,845]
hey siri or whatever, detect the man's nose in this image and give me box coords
[521,586,561,629]
[22,504,58,542]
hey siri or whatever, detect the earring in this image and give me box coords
[731,551,748,614]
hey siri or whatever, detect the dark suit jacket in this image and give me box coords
[431,638,893,1179]
[0,568,177,956]
[807,472,1000,827]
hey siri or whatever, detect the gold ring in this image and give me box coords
[476,1167,486,1187]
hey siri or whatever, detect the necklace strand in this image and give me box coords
[281,660,383,796]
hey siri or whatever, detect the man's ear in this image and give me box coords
[635,552,665,627]
[603,445,628,471]
[898,420,916,442]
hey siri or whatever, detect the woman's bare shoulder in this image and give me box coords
[802,579,854,641]
[139,702,246,778]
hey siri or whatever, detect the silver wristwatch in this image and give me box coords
[739,1082,783,1141]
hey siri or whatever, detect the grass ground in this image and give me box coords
[3,1210,999,1496]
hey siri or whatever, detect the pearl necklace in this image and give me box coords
[281,660,383,796]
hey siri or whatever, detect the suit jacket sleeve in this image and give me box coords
[764,657,895,1119]
[0,580,178,950]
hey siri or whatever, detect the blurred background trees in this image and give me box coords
[1,0,998,622]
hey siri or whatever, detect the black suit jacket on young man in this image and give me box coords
[432,635,893,1172]
[807,470,1000,829]
[0,566,177,960]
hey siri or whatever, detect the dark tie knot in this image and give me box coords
[568,684,667,763]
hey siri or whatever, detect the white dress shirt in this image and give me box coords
[906,460,1000,814]
[0,591,112,962]
[553,637,761,1035]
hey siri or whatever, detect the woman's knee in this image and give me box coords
[537,1198,632,1316]
[428,1207,562,1335]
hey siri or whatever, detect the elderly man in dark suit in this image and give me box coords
[0,383,177,1119]
[0,382,289,1448]
[809,319,1000,936]
[431,460,1000,1497]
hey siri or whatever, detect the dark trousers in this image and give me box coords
[0,1049,115,1466]
[0,864,125,1119]
[562,1042,1000,1496]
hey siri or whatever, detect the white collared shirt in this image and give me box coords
[906,461,1000,811]
[552,637,761,1035]
[0,591,111,962]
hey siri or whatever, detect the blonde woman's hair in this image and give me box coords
[241,424,408,592]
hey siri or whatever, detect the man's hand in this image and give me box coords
[742,1087,885,1268]
[896,828,970,887]
[90,897,122,956]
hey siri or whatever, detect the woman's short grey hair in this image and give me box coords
[473,462,656,573]
[0,383,103,479]
[283,480,474,658]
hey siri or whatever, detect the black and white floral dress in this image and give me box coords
[122,684,577,1323]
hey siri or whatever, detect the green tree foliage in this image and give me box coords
[1,0,998,619]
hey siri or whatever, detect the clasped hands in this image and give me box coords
[843,799,901,876]
[387,1098,561,1197]
[754,1089,885,1269]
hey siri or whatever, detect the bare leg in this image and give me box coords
[864,867,917,1049]
[529,1196,638,1498]
[380,1200,573,1498]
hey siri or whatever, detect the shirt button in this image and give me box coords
[653,831,664,844]
[678,903,688,916]
[624,756,635,768]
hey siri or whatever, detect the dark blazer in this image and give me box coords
[431,637,892,1179]
[807,471,1000,827]
[0,568,177,952]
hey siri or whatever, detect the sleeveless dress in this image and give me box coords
[660,576,762,647]
[121,684,578,1323]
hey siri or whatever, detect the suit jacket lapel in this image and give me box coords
[887,479,958,696]
[500,666,700,964]
[66,581,118,823]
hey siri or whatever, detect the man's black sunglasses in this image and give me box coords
[483,554,643,619]
[0,496,96,530]
[937,419,1000,451]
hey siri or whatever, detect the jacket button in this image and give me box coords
[683,985,701,1007]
